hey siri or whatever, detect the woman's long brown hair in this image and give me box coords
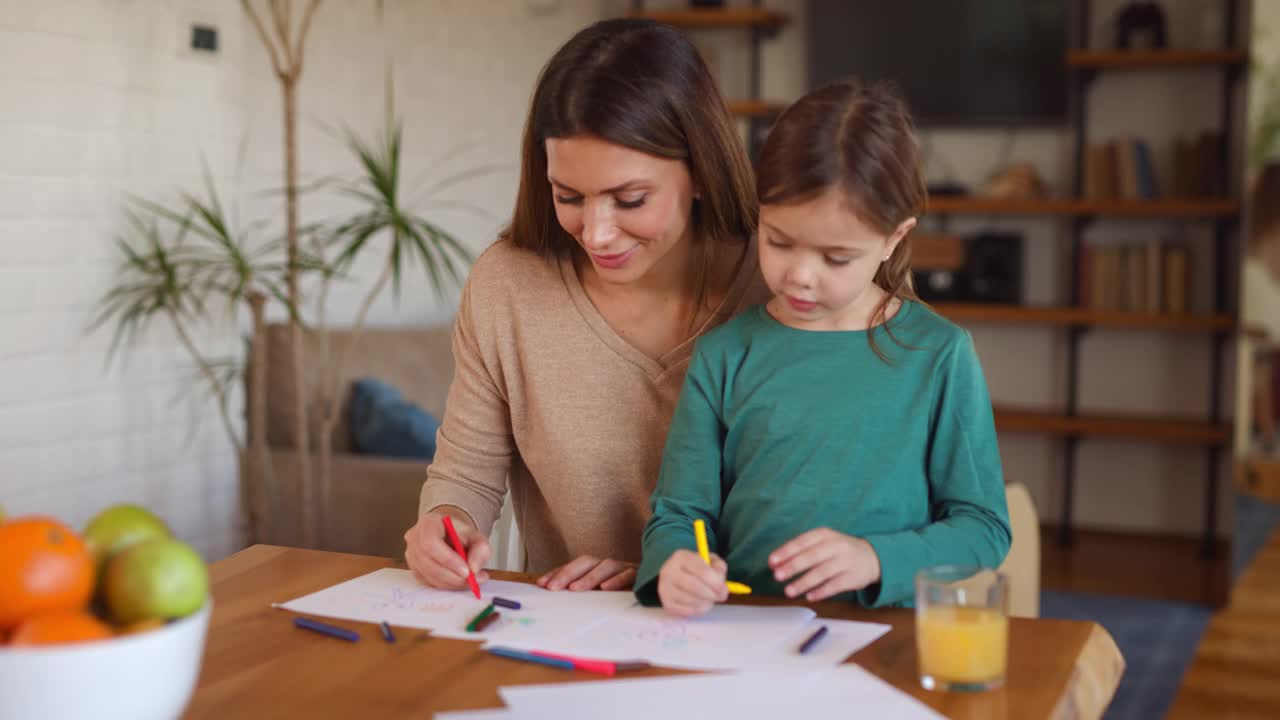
[502,19,757,318]
[756,78,927,358]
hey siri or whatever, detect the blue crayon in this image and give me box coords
[798,625,828,654]
[485,646,574,670]
[294,616,360,642]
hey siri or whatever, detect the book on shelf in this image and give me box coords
[1171,132,1224,198]
[1083,137,1160,200]
[1080,239,1189,314]
[1164,245,1190,314]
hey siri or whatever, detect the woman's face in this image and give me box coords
[545,135,697,286]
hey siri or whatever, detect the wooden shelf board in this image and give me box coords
[1067,48,1248,69]
[927,196,1239,217]
[933,303,1233,332]
[994,407,1230,446]
[726,99,787,118]
[628,8,788,29]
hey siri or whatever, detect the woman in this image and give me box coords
[404,18,764,592]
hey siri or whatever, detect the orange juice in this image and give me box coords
[916,606,1008,686]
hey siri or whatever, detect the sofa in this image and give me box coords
[246,322,521,567]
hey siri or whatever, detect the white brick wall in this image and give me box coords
[0,0,604,560]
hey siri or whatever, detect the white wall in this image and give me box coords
[671,0,1242,536]
[0,0,606,560]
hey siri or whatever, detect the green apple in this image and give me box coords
[83,504,172,571]
[102,538,208,624]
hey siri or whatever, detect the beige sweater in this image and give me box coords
[420,238,763,573]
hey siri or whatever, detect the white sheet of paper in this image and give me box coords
[741,618,892,670]
[499,665,945,720]
[274,568,634,643]
[275,570,890,674]
[499,604,816,671]
[499,669,825,720]
[429,586,637,643]
[432,710,514,719]
[274,568,492,631]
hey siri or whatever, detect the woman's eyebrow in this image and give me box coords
[548,178,650,194]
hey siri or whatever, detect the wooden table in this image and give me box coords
[186,545,1124,719]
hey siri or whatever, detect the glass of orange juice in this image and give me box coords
[915,566,1008,692]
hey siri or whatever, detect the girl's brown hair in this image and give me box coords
[502,18,757,315]
[757,78,927,356]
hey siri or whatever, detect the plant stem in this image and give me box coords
[247,292,274,545]
[166,310,243,455]
[281,73,316,547]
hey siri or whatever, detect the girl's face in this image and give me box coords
[759,188,914,331]
[545,135,697,286]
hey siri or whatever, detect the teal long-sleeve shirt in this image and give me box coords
[635,302,1011,608]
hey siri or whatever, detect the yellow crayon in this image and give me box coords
[692,519,753,596]
[694,519,712,564]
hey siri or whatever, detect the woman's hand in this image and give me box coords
[404,507,492,590]
[768,528,882,602]
[657,549,728,617]
[536,555,637,591]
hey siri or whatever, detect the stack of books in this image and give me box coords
[1083,132,1223,200]
[1078,240,1191,313]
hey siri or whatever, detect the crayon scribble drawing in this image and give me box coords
[362,587,460,615]
[617,619,707,649]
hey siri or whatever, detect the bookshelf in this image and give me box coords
[927,196,1240,218]
[933,303,1233,332]
[1066,48,1248,69]
[924,2,1244,593]
[725,99,788,118]
[626,7,787,30]
[994,408,1231,447]
[629,2,788,148]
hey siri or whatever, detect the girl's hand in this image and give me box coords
[537,556,637,591]
[768,528,882,602]
[657,549,729,617]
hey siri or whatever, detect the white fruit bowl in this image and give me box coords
[0,601,211,720]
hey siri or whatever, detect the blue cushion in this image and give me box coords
[348,378,440,460]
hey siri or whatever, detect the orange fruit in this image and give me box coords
[9,611,114,645]
[0,516,95,630]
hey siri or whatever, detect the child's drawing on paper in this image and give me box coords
[616,618,707,649]
[361,587,460,615]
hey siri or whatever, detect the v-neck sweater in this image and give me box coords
[419,238,764,572]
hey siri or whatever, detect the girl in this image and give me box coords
[405,18,765,593]
[635,80,1011,616]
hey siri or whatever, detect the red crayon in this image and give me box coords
[442,515,482,599]
[529,650,650,677]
